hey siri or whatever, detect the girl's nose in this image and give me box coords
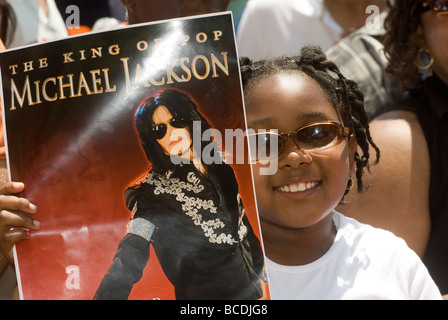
[281,142,312,168]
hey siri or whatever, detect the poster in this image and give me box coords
[0,12,268,300]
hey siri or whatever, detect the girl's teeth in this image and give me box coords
[278,182,317,192]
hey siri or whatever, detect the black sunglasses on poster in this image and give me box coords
[152,117,188,140]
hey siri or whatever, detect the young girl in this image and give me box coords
[240,46,442,299]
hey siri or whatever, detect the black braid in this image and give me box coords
[240,45,380,196]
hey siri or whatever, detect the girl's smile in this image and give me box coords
[274,178,320,198]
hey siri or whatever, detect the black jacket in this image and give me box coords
[94,162,266,299]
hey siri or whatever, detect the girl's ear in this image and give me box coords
[348,135,357,174]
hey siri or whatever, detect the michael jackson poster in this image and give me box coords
[0,12,269,300]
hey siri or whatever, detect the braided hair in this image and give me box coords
[240,45,380,196]
[383,0,426,89]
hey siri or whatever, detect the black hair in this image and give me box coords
[0,0,16,47]
[134,89,212,174]
[240,45,380,196]
[383,0,427,89]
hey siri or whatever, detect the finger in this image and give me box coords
[0,210,41,233]
[0,194,38,215]
[0,228,30,262]
[0,182,25,195]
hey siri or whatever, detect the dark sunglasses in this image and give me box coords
[249,121,350,160]
[152,117,187,140]
[423,0,448,12]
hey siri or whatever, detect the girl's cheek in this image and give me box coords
[252,164,271,193]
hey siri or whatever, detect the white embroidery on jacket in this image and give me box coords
[141,171,247,245]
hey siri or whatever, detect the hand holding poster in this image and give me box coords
[0,12,268,300]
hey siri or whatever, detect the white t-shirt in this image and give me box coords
[266,211,442,300]
[236,0,342,61]
[8,0,69,48]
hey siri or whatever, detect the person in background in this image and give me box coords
[0,0,15,47]
[227,0,247,33]
[325,9,399,121]
[119,0,230,25]
[325,0,448,300]
[55,0,126,29]
[236,0,387,61]
[324,0,430,256]
[325,0,430,260]
[6,0,68,48]
[334,0,448,298]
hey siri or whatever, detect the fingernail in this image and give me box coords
[12,182,24,189]
[33,220,40,228]
[29,203,38,211]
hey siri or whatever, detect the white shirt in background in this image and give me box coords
[237,0,342,61]
[8,0,69,48]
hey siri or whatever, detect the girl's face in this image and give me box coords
[418,10,448,85]
[152,106,192,159]
[245,73,355,230]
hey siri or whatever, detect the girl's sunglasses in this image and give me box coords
[423,0,448,12]
[249,121,350,160]
[152,117,187,140]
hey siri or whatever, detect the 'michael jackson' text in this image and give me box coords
[7,30,229,111]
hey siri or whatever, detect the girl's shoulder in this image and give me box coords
[333,211,442,299]
[334,210,410,254]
